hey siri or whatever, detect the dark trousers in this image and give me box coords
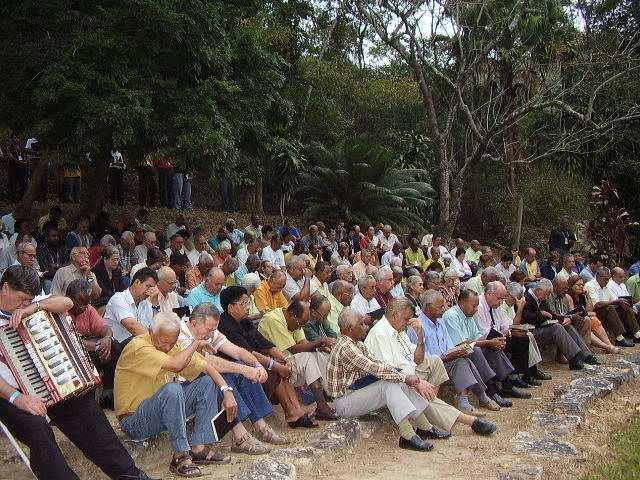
[157,168,174,208]
[64,177,81,203]
[109,168,125,205]
[505,335,530,373]
[87,338,126,390]
[596,305,640,337]
[137,166,157,206]
[0,392,139,480]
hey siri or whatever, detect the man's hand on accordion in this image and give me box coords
[15,393,47,416]
[9,304,38,329]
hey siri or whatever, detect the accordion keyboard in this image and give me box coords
[0,327,52,402]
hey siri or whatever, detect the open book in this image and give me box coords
[446,341,475,356]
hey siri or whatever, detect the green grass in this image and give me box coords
[585,417,640,480]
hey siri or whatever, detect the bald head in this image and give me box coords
[204,267,225,295]
[484,281,507,308]
[611,267,626,284]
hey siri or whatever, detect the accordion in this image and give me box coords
[0,310,101,406]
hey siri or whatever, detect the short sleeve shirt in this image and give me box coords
[51,264,98,297]
[261,245,285,268]
[283,273,304,301]
[185,283,222,312]
[73,304,108,338]
[104,289,155,342]
[114,332,206,416]
[258,308,305,352]
[217,312,274,360]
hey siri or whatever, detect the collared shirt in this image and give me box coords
[443,305,482,345]
[177,321,226,354]
[283,273,305,301]
[158,289,181,313]
[114,332,206,417]
[186,248,202,267]
[580,266,596,283]
[185,283,222,312]
[374,287,393,310]
[310,276,330,299]
[350,292,380,315]
[451,257,472,278]
[364,317,416,375]
[404,248,426,268]
[261,245,285,268]
[234,264,249,287]
[626,274,640,303]
[495,262,516,279]
[72,305,108,338]
[236,246,250,266]
[555,268,578,282]
[585,279,615,303]
[548,292,571,316]
[464,275,484,295]
[133,244,149,263]
[378,233,400,253]
[51,264,99,297]
[465,248,482,264]
[217,312,274,361]
[254,280,289,312]
[117,245,138,274]
[607,279,630,299]
[629,262,640,276]
[257,307,305,352]
[104,288,155,342]
[381,250,403,267]
[390,283,404,298]
[244,224,262,241]
[520,259,540,278]
[326,335,406,398]
[228,229,244,246]
[352,261,369,280]
[303,317,338,342]
[327,293,345,334]
[474,295,512,337]
[412,311,454,357]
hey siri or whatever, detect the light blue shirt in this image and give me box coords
[580,266,595,283]
[185,283,223,313]
[234,264,249,286]
[442,305,482,346]
[408,311,454,358]
[228,228,244,246]
[630,261,640,276]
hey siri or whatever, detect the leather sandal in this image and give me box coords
[254,426,290,445]
[231,434,271,455]
[287,413,319,429]
[169,452,202,478]
[189,446,229,465]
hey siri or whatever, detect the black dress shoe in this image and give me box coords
[499,386,531,399]
[491,393,513,407]
[399,435,434,452]
[471,418,497,436]
[416,427,452,440]
[633,336,640,343]
[522,375,542,387]
[532,368,552,381]
[569,358,584,370]
[511,377,531,389]
[118,472,161,480]
[584,355,600,365]
[616,338,634,348]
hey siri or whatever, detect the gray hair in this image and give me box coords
[66,278,92,298]
[385,297,415,319]
[534,278,553,293]
[391,265,403,275]
[101,245,119,259]
[121,231,135,241]
[242,272,261,293]
[157,266,175,281]
[223,256,239,270]
[419,289,444,309]
[331,279,352,296]
[443,267,459,280]
[481,266,498,278]
[424,271,442,285]
[390,258,403,268]
[357,274,376,291]
[207,266,225,279]
[199,251,214,263]
[151,311,181,334]
[337,307,361,332]
[375,265,393,281]
[270,269,286,282]
[189,303,219,324]
[144,231,156,241]
[407,275,422,288]
[335,264,352,277]
[100,234,117,247]
[287,255,305,269]
[70,246,88,258]
[16,242,34,254]
[218,240,232,252]
[596,267,611,278]
[484,281,503,295]
[506,281,524,299]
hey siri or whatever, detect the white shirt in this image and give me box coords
[585,279,615,304]
[420,234,433,248]
[133,244,149,263]
[364,317,416,375]
[1,214,15,235]
[495,262,516,279]
[236,246,249,266]
[390,283,404,298]
[25,138,38,149]
[186,248,201,267]
[129,261,147,279]
[281,241,294,253]
[607,279,630,299]
[378,233,399,252]
[427,245,451,261]
[104,289,155,342]
[554,268,575,282]
[283,273,305,301]
[310,276,330,298]
[350,292,381,315]
[381,250,403,267]
[451,257,472,278]
[164,247,186,258]
[166,223,186,239]
[261,245,285,268]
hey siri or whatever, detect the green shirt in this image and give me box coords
[442,305,481,346]
[465,275,484,295]
[548,292,570,316]
[404,248,426,268]
[465,247,482,263]
[327,294,345,334]
[303,318,338,342]
[626,274,640,303]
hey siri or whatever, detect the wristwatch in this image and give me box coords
[220,385,234,393]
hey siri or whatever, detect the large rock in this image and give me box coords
[512,431,579,457]
[234,457,296,480]
[497,465,544,480]
[551,376,615,413]
[530,412,582,436]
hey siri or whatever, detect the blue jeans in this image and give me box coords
[121,375,218,453]
[222,373,273,423]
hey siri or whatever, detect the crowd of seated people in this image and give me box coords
[2,210,640,479]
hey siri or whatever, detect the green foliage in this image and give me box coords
[295,140,434,231]
[584,416,640,480]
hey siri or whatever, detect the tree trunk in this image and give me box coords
[16,160,49,221]
[254,174,264,213]
[80,153,109,215]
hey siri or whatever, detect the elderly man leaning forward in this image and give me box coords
[411,290,500,416]
[177,303,289,454]
[258,300,338,420]
[51,246,102,299]
[115,311,238,477]
[186,266,225,313]
[365,298,497,438]
[254,270,289,313]
[350,274,381,315]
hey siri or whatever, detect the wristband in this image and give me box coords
[220,385,234,393]
[267,357,275,371]
[9,391,21,404]
[254,362,262,369]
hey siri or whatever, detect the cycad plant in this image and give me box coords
[295,140,434,230]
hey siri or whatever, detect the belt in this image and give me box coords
[117,413,132,422]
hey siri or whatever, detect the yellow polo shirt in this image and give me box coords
[114,333,207,417]
[254,280,289,312]
[258,308,306,352]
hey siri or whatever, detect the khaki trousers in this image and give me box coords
[414,355,460,431]
[290,351,330,392]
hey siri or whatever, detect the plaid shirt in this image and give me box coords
[327,335,406,398]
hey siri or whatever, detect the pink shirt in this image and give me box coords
[73,305,108,338]
[474,295,512,338]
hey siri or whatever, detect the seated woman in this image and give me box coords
[92,245,127,309]
[451,248,472,281]
[440,267,461,308]
[567,274,621,354]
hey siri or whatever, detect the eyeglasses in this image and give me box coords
[234,300,250,307]
[19,252,37,258]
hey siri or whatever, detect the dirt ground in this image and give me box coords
[2,352,639,480]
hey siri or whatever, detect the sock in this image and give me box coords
[412,413,432,431]
[634,332,640,339]
[478,392,492,405]
[457,395,473,411]
[398,419,416,440]
[617,335,625,341]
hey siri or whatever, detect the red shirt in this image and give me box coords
[374,287,393,310]
[72,305,108,338]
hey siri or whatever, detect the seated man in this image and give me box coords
[554,253,579,282]
[609,267,640,312]
[218,286,319,428]
[104,267,159,345]
[365,298,497,438]
[185,266,225,312]
[350,274,381,315]
[258,300,337,419]
[522,278,593,369]
[547,276,595,353]
[254,270,289,313]
[374,266,395,310]
[540,250,561,281]
[154,265,186,313]
[334,263,355,284]
[626,272,640,303]
[130,246,167,279]
[413,290,499,416]
[404,237,427,271]
[519,248,541,284]
[310,261,332,298]
[115,312,237,477]
[495,253,517,280]
[282,255,312,302]
[586,267,640,347]
[352,248,374,279]
[580,255,603,283]
[221,256,239,287]
[185,251,214,290]
[464,266,498,296]
[178,303,288,454]
[133,231,157,264]
[0,266,155,480]
[261,234,286,269]
[327,279,354,333]
[305,292,339,344]
[51,246,102,299]
[442,289,526,408]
